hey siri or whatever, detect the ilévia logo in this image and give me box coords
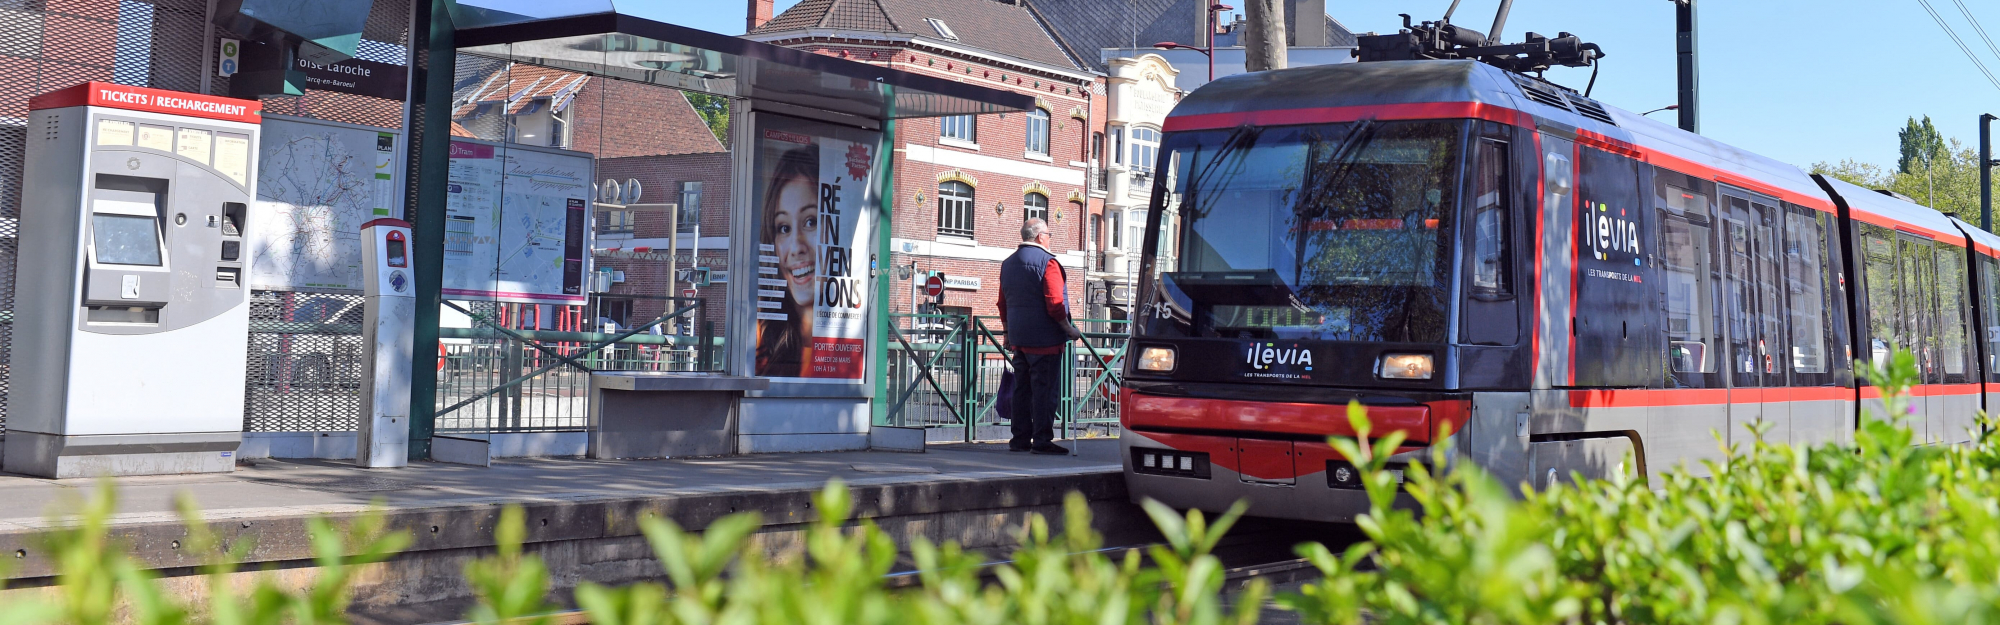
[1585,201,1642,262]
[1245,342,1314,371]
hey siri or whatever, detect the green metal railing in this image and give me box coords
[882,314,1127,442]
[434,296,719,433]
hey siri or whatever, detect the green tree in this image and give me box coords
[1810,158,1890,189]
[1811,117,1988,226]
[1898,115,1948,175]
[685,92,730,146]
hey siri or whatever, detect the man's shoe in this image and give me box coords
[1031,442,1070,455]
[1008,440,1032,452]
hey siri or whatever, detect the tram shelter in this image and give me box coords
[399,3,1034,460]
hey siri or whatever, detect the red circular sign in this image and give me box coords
[924,275,945,297]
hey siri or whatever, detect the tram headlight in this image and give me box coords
[1378,353,1434,380]
[1137,346,1176,372]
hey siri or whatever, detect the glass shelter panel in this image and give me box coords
[433,56,732,433]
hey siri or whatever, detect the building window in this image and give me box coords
[1023,192,1048,222]
[1126,209,1143,254]
[941,115,976,143]
[1026,108,1050,156]
[599,208,635,236]
[1108,210,1122,249]
[1129,126,1161,174]
[938,181,974,237]
[1091,131,1104,163]
[551,102,573,148]
[678,181,703,234]
[1109,126,1124,165]
[506,97,570,148]
[925,17,959,41]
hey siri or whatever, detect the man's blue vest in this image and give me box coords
[1000,244,1071,349]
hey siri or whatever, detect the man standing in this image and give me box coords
[997,218,1082,454]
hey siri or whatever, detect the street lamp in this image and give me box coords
[1641,104,1680,117]
[1153,3,1233,81]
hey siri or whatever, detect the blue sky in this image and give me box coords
[671,0,2000,171]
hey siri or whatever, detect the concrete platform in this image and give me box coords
[0,438,1128,623]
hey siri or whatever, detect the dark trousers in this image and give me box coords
[1010,351,1061,447]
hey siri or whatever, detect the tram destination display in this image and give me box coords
[443,139,590,305]
[749,114,881,381]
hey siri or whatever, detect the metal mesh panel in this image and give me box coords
[112,1,152,85]
[242,290,365,432]
[146,0,211,93]
[0,0,124,432]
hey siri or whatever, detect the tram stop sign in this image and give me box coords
[923,274,945,298]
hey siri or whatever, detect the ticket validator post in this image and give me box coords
[357,219,414,468]
[5,83,260,478]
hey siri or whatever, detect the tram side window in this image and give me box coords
[1654,170,1722,387]
[1720,193,1790,388]
[1981,256,2000,380]
[1782,206,1833,378]
[1860,226,1899,368]
[1899,237,1940,385]
[1750,199,1789,387]
[1936,245,1971,381]
[1469,139,1511,296]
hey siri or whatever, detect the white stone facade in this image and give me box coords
[1093,54,1181,317]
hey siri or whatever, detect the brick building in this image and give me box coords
[745,0,1104,323]
[447,62,734,331]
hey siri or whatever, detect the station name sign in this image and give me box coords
[289,55,406,100]
[225,38,407,101]
[28,82,262,124]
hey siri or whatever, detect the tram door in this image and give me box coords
[1896,234,1942,443]
[1721,190,1791,447]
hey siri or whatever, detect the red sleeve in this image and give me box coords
[1042,258,1067,322]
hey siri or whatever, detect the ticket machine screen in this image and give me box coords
[90,212,162,266]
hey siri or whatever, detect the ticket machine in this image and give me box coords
[4,82,260,478]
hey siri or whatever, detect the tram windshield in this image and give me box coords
[1142,120,1463,343]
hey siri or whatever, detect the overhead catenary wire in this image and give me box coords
[1948,0,2000,66]
[1915,0,2000,93]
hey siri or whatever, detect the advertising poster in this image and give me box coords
[443,139,590,305]
[751,116,881,380]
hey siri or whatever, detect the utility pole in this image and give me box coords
[1983,113,1996,232]
[1243,0,1286,72]
[1674,0,1699,133]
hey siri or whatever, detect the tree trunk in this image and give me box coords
[1243,0,1287,72]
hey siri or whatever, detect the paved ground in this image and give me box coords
[0,438,1122,530]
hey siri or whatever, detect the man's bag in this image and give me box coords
[994,369,1014,421]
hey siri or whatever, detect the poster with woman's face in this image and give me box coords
[752,115,879,380]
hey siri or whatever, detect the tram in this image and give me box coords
[1118,58,2000,522]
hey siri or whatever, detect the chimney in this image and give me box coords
[748,0,774,31]
[1286,0,1327,46]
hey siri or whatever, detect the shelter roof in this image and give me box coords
[450,6,1033,121]
[1028,0,1355,73]
[752,0,1081,71]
